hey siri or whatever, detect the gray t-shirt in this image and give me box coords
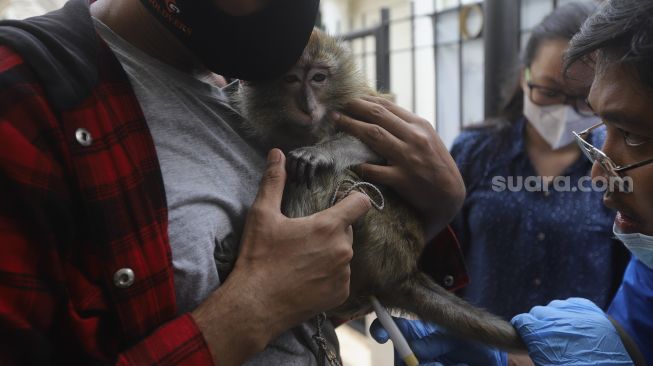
[94,19,338,366]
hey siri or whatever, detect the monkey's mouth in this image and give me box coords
[291,109,321,126]
[295,111,314,124]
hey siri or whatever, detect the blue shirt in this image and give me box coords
[608,257,653,365]
[450,119,625,319]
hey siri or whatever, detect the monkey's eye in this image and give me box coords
[312,73,327,82]
[283,75,301,83]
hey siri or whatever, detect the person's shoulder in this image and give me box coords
[0,0,99,111]
[451,121,509,159]
[453,125,495,146]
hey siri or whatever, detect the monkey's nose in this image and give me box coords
[298,97,316,115]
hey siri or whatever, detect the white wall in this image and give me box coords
[321,0,561,149]
[0,0,66,19]
[323,0,438,133]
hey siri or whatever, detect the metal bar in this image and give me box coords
[362,13,367,75]
[341,27,377,41]
[376,8,391,92]
[483,0,520,118]
[458,0,464,129]
[432,7,439,134]
[384,1,483,25]
[353,43,438,56]
[411,1,416,112]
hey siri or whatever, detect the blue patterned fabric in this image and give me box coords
[450,118,626,319]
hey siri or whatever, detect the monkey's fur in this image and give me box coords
[231,29,525,351]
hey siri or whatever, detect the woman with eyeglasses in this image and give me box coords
[446,1,628,322]
[370,0,653,364]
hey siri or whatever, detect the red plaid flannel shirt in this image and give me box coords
[0,1,468,364]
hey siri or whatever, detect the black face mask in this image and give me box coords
[139,0,320,81]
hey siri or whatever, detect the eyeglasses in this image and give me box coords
[525,68,594,117]
[573,122,653,179]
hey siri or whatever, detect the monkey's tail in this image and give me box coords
[381,272,527,352]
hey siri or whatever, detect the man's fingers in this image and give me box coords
[341,98,412,141]
[333,112,405,159]
[354,163,401,187]
[410,333,459,361]
[326,191,372,226]
[369,318,390,344]
[253,149,287,211]
[361,95,422,126]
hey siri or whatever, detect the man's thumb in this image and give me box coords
[328,191,372,226]
[253,149,287,209]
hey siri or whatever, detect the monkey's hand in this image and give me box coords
[287,146,334,188]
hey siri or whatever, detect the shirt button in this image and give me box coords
[533,278,542,286]
[537,232,546,241]
[543,191,551,197]
[443,275,454,288]
[75,128,93,146]
[113,268,135,288]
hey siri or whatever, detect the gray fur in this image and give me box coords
[232,29,526,351]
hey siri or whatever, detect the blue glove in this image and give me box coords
[511,297,633,365]
[369,317,507,366]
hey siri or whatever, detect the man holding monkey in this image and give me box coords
[0,0,466,364]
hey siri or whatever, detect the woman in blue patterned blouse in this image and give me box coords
[450,1,629,319]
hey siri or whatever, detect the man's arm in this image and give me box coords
[0,44,216,365]
[368,299,636,366]
[607,257,653,366]
[0,46,371,365]
[192,149,372,365]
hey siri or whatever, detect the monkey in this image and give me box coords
[227,28,526,352]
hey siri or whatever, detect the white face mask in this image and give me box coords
[613,224,653,270]
[523,94,599,149]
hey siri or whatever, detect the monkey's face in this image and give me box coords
[234,28,372,150]
[269,29,368,135]
[280,64,331,127]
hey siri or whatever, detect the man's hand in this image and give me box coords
[369,317,507,366]
[192,149,372,366]
[334,97,465,240]
[511,298,633,366]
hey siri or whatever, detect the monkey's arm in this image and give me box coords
[287,132,383,186]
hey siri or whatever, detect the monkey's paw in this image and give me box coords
[287,147,334,188]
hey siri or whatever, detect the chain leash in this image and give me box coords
[314,178,385,366]
[313,312,342,366]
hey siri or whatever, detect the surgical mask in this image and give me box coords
[613,224,653,270]
[139,0,319,81]
[523,94,599,149]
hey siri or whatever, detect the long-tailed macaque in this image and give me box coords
[230,29,525,351]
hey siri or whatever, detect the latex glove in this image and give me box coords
[370,317,507,366]
[511,298,633,365]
